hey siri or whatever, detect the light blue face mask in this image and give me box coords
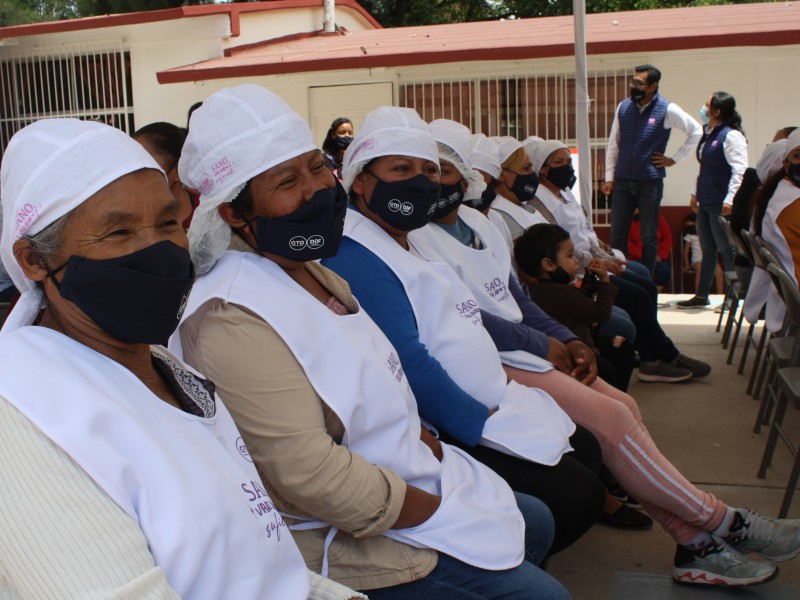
[699,105,710,125]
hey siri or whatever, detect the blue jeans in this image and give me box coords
[597,305,637,345]
[362,492,570,600]
[610,178,664,275]
[696,203,736,298]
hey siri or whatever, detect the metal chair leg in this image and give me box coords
[738,321,755,375]
[747,327,768,396]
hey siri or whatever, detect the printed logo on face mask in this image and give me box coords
[289,235,325,251]
[388,199,402,212]
[236,437,253,462]
[176,293,189,320]
[523,184,536,194]
[400,202,414,215]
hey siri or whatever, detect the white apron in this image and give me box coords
[170,251,525,571]
[408,205,552,374]
[490,195,549,234]
[0,327,309,600]
[743,179,800,331]
[488,208,515,252]
[534,186,596,262]
[343,208,574,465]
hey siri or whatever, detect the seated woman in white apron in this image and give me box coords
[170,85,569,600]
[0,119,359,600]
[324,109,611,556]
[748,130,800,332]
[324,106,800,589]
[528,140,711,384]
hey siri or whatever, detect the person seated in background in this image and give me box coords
[322,117,354,180]
[133,121,198,229]
[529,139,710,383]
[0,118,360,600]
[515,224,635,394]
[628,208,672,291]
[173,85,568,600]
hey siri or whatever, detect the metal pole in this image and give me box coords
[573,0,592,219]
[323,0,335,33]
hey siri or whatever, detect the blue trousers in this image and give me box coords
[696,203,736,298]
[362,493,571,599]
[610,178,665,275]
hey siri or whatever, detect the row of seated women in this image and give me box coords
[1,84,799,599]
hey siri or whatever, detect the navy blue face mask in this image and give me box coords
[464,184,497,213]
[508,171,539,202]
[431,180,465,221]
[48,240,195,345]
[364,170,440,232]
[335,136,353,150]
[251,182,348,261]
[545,164,577,190]
[788,162,800,188]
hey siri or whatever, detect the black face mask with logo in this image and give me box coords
[464,183,497,213]
[509,171,539,202]
[365,171,440,232]
[49,240,195,345]
[251,182,348,262]
[430,180,465,221]
[629,86,647,102]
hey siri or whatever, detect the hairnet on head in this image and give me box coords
[493,136,523,165]
[341,106,438,192]
[471,134,501,180]
[756,140,786,183]
[531,140,569,175]
[522,136,545,164]
[430,119,486,201]
[179,84,317,275]
[0,118,163,335]
[783,129,800,160]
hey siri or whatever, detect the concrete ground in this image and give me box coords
[548,294,800,599]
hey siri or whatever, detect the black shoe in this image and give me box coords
[677,296,710,309]
[599,505,653,530]
[606,481,642,509]
[672,354,712,379]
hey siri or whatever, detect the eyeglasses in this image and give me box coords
[630,78,650,89]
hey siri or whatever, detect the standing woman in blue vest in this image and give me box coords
[678,92,748,309]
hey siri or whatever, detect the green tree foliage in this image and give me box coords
[1,0,78,26]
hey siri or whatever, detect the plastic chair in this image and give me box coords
[753,244,796,433]
[717,216,748,356]
[757,262,800,517]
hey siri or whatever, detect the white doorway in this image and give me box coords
[309,82,394,149]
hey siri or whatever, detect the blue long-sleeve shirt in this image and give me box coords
[480,276,578,357]
[323,237,489,446]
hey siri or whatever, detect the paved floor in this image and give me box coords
[548,294,800,599]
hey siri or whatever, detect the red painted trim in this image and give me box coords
[0,0,380,40]
[224,29,341,57]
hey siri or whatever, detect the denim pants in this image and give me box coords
[361,492,571,600]
[696,203,736,298]
[610,178,665,275]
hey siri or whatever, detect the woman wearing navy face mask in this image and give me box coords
[0,119,337,599]
[678,92,747,309]
[172,87,567,600]
[488,137,549,243]
[322,117,354,181]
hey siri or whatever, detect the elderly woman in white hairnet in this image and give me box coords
[0,118,360,600]
[170,84,567,600]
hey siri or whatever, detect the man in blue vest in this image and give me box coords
[602,65,702,275]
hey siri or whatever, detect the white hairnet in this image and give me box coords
[493,136,523,165]
[430,119,485,201]
[341,106,438,192]
[0,118,163,335]
[531,140,569,175]
[522,136,545,165]
[784,128,800,160]
[756,140,787,183]
[179,85,317,275]
[471,134,501,180]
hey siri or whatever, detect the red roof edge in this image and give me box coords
[224,28,343,57]
[156,25,799,85]
[0,0,381,40]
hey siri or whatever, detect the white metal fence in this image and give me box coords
[1,39,133,157]
[398,61,635,225]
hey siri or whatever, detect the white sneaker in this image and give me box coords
[727,508,800,562]
[673,537,778,586]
